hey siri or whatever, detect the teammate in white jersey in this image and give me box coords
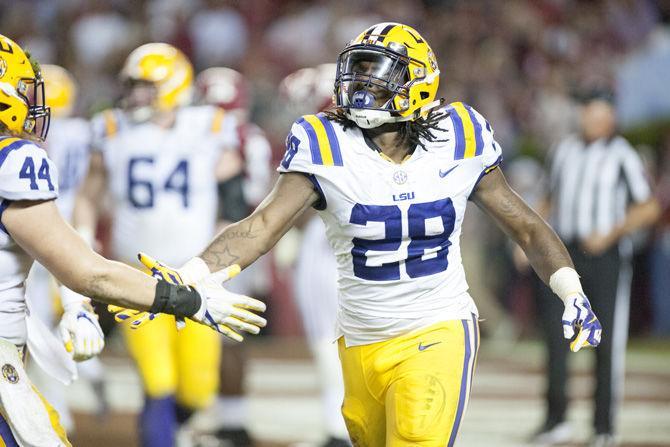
[115,23,602,446]
[73,43,246,447]
[0,34,265,447]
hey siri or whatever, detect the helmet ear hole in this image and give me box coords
[420,91,429,100]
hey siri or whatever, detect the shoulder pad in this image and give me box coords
[445,102,491,160]
[294,113,343,167]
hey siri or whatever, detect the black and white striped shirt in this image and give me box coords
[548,135,651,242]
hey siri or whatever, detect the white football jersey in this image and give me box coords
[0,137,59,345]
[92,106,237,267]
[43,117,91,220]
[277,103,502,346]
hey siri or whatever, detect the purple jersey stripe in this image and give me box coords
[0,413,20,447]
[317,114,343,166]
[448,320,472,447]
[297,117,323,165]
[465,104,484,156]
[448,106,466,159]
[0,139,30,168]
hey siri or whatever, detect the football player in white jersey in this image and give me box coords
[281,63,350,446]
[73,44,248,447]
[0,34,265,447]
[116,23,603,446]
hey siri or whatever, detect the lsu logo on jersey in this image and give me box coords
[393,192,415,202]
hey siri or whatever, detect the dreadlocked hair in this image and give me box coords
[323,108,449,151]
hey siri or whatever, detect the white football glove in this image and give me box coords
[110,253,266,342]
[562,292,602,352]
[58,300,105,361]
[188,265,267,342]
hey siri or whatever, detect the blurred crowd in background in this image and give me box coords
[2,0,669,337]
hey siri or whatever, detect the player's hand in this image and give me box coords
[108,253,208,330]
[189,266,267,342]
[58,300,105,361]
[562,293,602,352]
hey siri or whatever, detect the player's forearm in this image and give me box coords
[68,255,157,310]
[200,214,273,271]
[519,219,574,286]
[200,173,318,272]
[472,169,573,285]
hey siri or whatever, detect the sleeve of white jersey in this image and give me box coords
[276,118,326,209]
[468,105,503,172]
[0,140,59,201]
[89,109,120,153]
[276,119,318,175]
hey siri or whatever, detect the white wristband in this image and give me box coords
[549,267,584,302]
[179,257,211,284]
[59,285,91,312]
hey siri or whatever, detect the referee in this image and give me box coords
[532,91,660,447]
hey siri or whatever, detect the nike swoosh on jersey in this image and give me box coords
[438,165,459,178]
[418,341,442,351]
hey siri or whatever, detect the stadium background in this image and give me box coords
[1,0,669,445]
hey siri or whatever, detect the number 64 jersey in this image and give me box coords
[92,106,237,267]
[278,103,502,347]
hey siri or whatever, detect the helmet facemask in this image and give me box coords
[120,78,159,123]
[18,74,50,141]
[335,43,418,128]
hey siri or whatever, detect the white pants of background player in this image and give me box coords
[294,216,348,440]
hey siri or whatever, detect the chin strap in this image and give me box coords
[383,97,447,123]
[346,97,447,128]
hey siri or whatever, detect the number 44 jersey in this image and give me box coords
[278,103,502,346]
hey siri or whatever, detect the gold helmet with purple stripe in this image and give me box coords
[335,23,440,128]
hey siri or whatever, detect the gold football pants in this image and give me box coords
[338,317,479,447]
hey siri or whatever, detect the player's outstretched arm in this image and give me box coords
[4,199,157,309]
[4,199,266,339]
[472,167,601,352]
[200,172,319,272]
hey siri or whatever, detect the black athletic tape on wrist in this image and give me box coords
[150,280,202,318]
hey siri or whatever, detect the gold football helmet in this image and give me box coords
[0,34,50,140]
[41,64,77,118]
[335,23,440,128]
[120,43,193,118]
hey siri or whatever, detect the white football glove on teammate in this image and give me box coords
[562,292,602,352]
[58,289,105,361]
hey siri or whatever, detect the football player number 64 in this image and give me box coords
[350,197,456,281]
